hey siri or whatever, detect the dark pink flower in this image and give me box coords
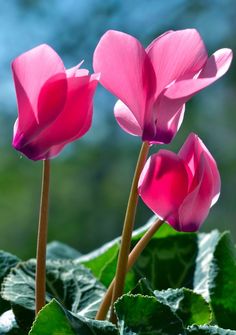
[12,44,99,160]
[138,133,220,232]
[93,29,232,144]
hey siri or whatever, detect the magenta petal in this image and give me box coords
[178,133,221,205]
[12,44,66,125]
[20,74,99,160]
[36,143,66,161]
[93,30,156,130]
[46,143,67,159]
[138,150,189,223]
[19,142,66,161]
[37,73,67,127]
[165,48,233,99]
[45,74,98,142]
[12,74,37,147]
[146,29,208,98]
[114,100,142,136]
[178,154,214,232]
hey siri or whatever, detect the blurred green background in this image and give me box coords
[0,0,235,259]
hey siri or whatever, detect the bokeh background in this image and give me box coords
[0,0,235,259]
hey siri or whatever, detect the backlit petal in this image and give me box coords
[178,133,221,205]
[147,29,208,98]
[165,48,233,99]
[12,44,67,129]
[138,150,189,224]
[20,74,98,160]
[178,154,214,232]
[93,30,156,129]
[114,100,142,136]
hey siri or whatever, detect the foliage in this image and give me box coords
[0,219,236,334]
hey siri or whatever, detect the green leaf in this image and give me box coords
[29,299,118,335]
[0,251,20,314]
[193,231,236,329]
[46,241,81,260]
[132,219,179,241]
[29,300,74,335]
[0,310,24,334]
[208,232,236,329]
[154,288,212,326]
[115,294,185,334]
[80,217,198,292]
[79,242,120,287]
[193,230,220,300]
[132,232,198,290]
[130,278,155,296]
[78,216,159,288]
[187,325,236,334]
[1,259,106,331]
[130,281,211,327]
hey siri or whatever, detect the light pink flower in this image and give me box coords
[12,44,99,160]
[93,29,232,144]
[138,133,220,232]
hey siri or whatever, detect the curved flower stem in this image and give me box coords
[96,218,163,321]
[108,141,150,323]
[35,159,50,315]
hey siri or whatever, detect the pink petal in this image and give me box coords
[12,44,67,130]
[19,74,98,160]
[93,30,156,130]
[37,143,66,160]
[178,154,214,232]
[114,100,142,136]
[165,48,233,99]
[138,150,189,223]
[178,133,221,205]
[37,73,67,126]
[46,143,67,159]
[146,29,208,98]
[66,60,85,77]
[142,94,185,144]
[12,75,36,148]
[45,75,98,142]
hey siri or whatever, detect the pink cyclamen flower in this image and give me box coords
[93,29,232,144]
[12,44,99,160]
[138,133,220,232]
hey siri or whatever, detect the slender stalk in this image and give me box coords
[109,142,150,323]
[110,142,149,323]
[35,159,50,315]
[96,218,163,320]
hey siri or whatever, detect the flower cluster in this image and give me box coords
[12,29,232,232]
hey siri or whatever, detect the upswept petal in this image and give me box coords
[138,150,189,222]
[114,100,142,137]
[146,29,208,98]
[165,48,233,99]
[93,30,156,128]
[142,94,185,144]
[12,44,67,127]
[178,154,214,232]
[66,60,86,77]
[178,133,221,205]
[19,74,99,160]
